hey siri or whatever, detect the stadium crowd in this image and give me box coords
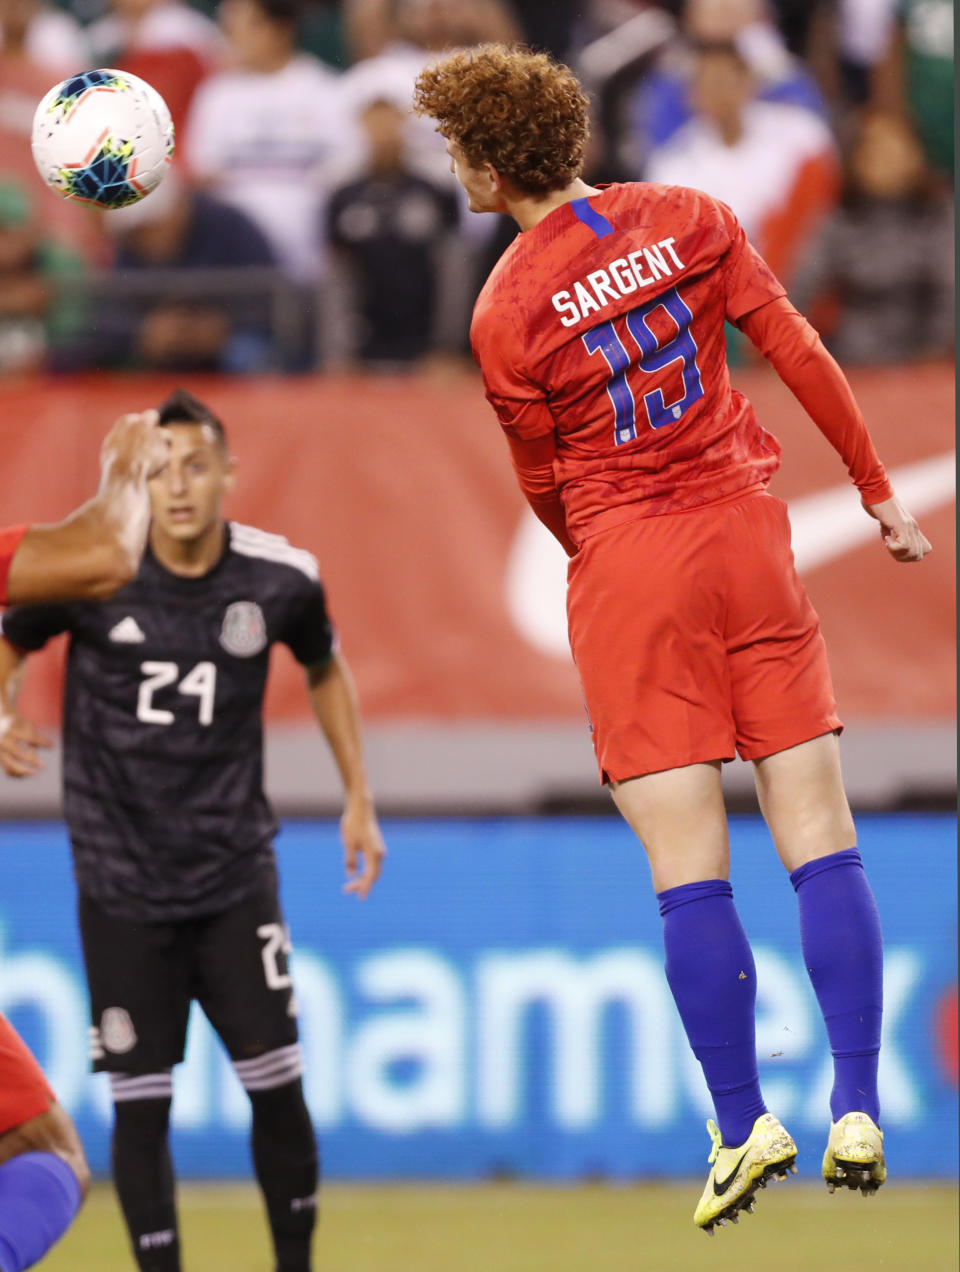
[0,0,953,374]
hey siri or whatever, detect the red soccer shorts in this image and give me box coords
[567,491,842,782]
[0,1014,56,1135]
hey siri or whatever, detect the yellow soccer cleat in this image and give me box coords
[694,1113,798,1234]
[822,1111,886,1195]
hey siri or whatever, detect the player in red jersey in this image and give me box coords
[0,410,164,1271]
[414,46,931,1233]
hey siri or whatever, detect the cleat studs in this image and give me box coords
[789,1165,798,1175]
[826,1181,836,1194]
[729,1213,739,1224]
[744,1202,755,1214]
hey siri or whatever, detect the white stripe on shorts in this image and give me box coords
[110,1071,174,1103]
[233,1043,302,1092]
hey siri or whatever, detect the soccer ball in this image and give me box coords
[31,68,174,210]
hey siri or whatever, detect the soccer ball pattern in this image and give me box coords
[31,68,175,209]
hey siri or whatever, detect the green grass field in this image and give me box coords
[42,1180,958,1271]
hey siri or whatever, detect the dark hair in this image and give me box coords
[156,388,227,447]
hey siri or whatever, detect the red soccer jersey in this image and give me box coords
[0,524,26,605]
[471,183,789,543]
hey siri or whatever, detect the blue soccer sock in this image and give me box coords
[657,879,767,1147]
[0,1151,82,1272]
[791,848,883,1124]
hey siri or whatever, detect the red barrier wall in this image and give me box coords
[1,363,954,726]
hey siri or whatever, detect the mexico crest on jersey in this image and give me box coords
[220,601,267,657]
[101,1006,137,1054]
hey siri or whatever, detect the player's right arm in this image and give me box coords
[0,636,51,778]
[3,410,167,606]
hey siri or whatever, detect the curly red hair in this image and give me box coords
[413,44,590,196]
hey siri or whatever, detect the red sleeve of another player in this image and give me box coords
[738,297,892,503]
[472,310,557,442]
[0,525,28,606]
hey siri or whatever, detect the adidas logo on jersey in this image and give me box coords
[108,616,146,643]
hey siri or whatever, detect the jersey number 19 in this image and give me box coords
[582,286,704,445]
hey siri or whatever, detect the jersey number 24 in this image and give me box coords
[137,661,217,726]
[582,286,704,445]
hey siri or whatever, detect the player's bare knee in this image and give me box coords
[48,1109,90,1195]
[769,805,858,871]
[0,1103,91,1199]
[41,1103,91,1200]
[63,1144,91,1200]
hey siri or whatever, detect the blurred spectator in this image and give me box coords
[0,180,86,373]
[873,0,953,176]
[623,0,827,174]
[88,0,222,62]
[100,167,281,371]
[645,40,838,285]
[0,0,66,194]
[184,0,356,280]
[0,0,89,72]
[574,4,678,182]
[0,0,108,259]
[326,96,458,368]
[341,0,521,186]
[794,111,953,365]
[87,0,223,141]
[767,0,827,56]
[343,0,519,64]
[818,0,899,105]
[511,0,580,59]
[297,0,349,67]
[768,0,900,108]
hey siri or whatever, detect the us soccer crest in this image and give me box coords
[220,601,267,657]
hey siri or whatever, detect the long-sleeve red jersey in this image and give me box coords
[471,183,891,548]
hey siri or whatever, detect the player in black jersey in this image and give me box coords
[0,390,385,1272]
[0,410,165,1272]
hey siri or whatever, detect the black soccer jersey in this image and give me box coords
[1,522,335,922]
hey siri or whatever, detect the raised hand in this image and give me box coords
[100,409,168,484]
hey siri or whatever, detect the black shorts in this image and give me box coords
[79,864,299,1074]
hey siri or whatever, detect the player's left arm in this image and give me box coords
[717,199,931,565]
[733,295,930,562]
[305,652,385,899]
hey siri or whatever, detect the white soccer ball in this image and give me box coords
[31,68,175,210]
